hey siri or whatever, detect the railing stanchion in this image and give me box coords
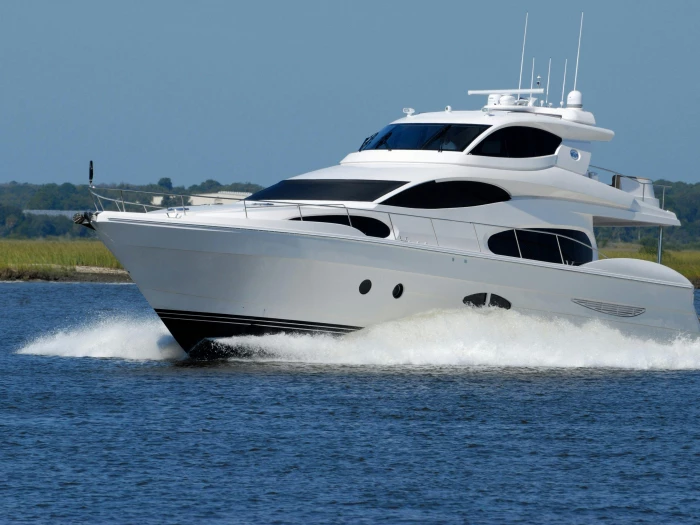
[513,229,523,258]
[345,206,352,228]
[387,213,396,240]
[243,200,248,219]
[298,204,303,221]
[472,223,481,252]
[120,190,125,212]
[430,218,439,246]
[556,235,565,264]
[181,195,186,216]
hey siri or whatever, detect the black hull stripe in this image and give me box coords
[158,314,352,335]
[154,309,361,333]
[154,309,361,357]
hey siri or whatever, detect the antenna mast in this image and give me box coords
[560,59,568,107]
[545,58,551,105]
[530,57,535,92]
[574,12,584,90]
[518,12,528,92]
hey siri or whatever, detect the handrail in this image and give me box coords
[88,186,605,263]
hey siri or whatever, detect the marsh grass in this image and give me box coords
[602,248,700,285]
[0,240,121,270]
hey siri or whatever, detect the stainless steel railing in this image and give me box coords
[589,164,670,205]
[88,186,604,264]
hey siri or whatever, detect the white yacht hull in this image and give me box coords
[93,213,699,357]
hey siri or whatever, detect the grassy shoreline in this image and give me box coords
[603,247,700,287]
[0,240,129,282]
[2,240,700,287]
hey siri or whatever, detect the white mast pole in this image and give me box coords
[560,59,568,107]
[545,57,551,105]
[518,12,528,92]
[574,12,584,91]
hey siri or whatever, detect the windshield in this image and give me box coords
[246,179,408,202]
[360,124,490,152]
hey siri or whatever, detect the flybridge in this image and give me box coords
[406,13,595,125]
[466,88,596,126]
[466,12,593,125]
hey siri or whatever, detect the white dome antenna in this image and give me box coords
[567,90,583,108]
[403,108,415,117]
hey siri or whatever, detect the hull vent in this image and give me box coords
[572,298,645,318]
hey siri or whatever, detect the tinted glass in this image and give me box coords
[247,179,407,202]
[360,124,490,152]
[470,126,562,158]
[463,293,487,307]
[536,228,593,265]
[381,181,510,209]
[517,230,562,264]
[488,228,593,265]
[290,215,390,238]
[489,294,511,309]
[487,229,520,258]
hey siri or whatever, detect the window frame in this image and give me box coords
[487,227,594,266]
[378,179,511,209]
[246,179,409,203]
[359,123,491,152]
[466,125,563,159]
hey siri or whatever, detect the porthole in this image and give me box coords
[392,283,404,299]
[489,294,511,310]
[463,293,487,307]
[359,280,372,295]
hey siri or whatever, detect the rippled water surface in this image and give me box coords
[3,282,700,523]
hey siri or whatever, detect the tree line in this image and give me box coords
[0,178,263,239]
[0,177,698,246]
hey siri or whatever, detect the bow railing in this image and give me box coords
[88,186,605,265]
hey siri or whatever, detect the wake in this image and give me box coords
[17,316,186,361]
[17,308,700,369]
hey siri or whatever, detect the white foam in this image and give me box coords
[16,308,700,369]
[216,308,700,370]
[17,317,186,361]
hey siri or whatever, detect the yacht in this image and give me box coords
[78,88,699,357]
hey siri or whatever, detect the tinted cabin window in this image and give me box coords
[537,228,593,265]
[487,229,520,258]
[381,181,510,209]
[488,229,593,265]
[360,124,490,152]
[290,215,390,238]
[470,126,562,158]
[247,179,407,202]
[489,295,511,309]
[517,230,561,264]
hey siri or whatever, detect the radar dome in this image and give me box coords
[567,90,583,109]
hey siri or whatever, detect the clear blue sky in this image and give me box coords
[1,0,698,187]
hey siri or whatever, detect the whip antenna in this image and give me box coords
[545,57,551,105]
[518,12,528,92]
[574,12,584,90]
[560,58,568,107]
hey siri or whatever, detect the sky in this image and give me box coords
[1,0,699,188]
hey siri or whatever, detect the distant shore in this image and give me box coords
[0,265,132,283]
[0,240,129,283]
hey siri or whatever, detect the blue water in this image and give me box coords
[3,282,700,523]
